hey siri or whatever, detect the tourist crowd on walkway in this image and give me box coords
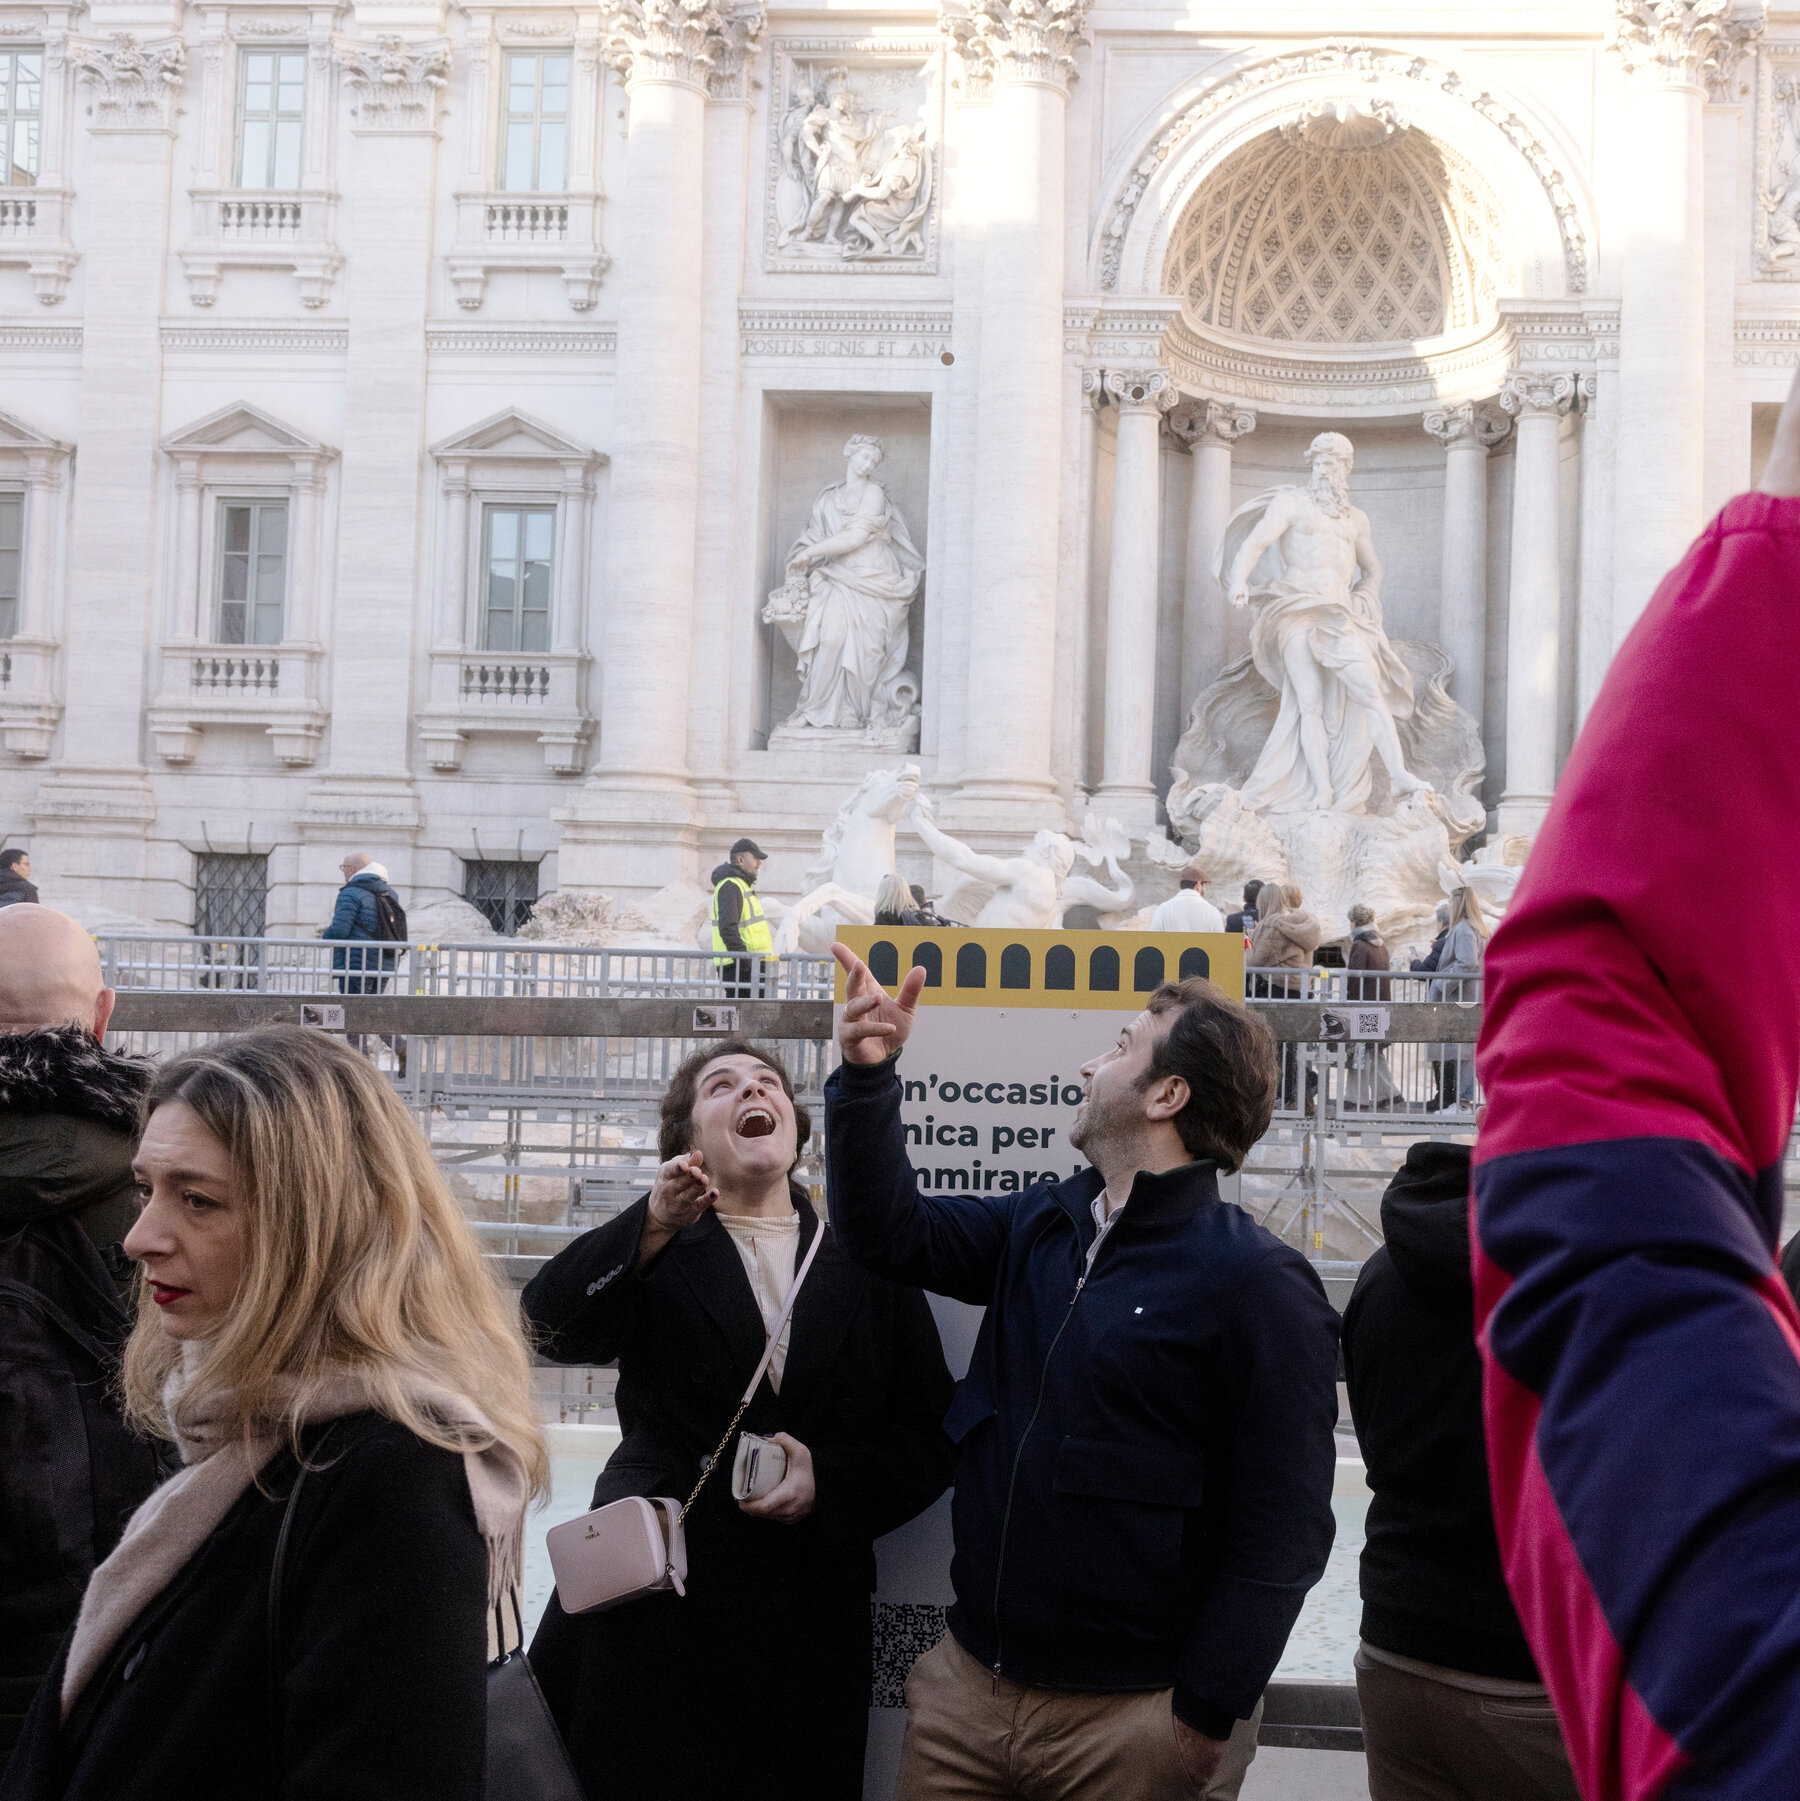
[10,366,1800,1799]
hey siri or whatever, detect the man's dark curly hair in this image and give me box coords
[658,1036,812,1172]
[1136,977,1277,1172]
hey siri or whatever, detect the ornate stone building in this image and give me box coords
[0,0,1792,930]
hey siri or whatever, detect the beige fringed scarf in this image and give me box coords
[61,1350,530,1718]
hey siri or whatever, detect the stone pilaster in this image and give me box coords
[1496,374,1575,840]
[1173,399,1255,720]
[559,0,764,893]
[940,0,1092,830]
[28,28,187,920]
[1094,368,1176,830]
[1606,0,1759,644]
[1422,400,1509,734]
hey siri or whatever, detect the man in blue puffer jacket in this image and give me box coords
[825,943,1338,1801]
[321,852,404,1067]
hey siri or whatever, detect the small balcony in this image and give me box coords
[148,640,328,766]
[180,190,343,309]
[0,636,62,757]
[447,190,606,312]
[0,186,78,305]
[417,647,591,775]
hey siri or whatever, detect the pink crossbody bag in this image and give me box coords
[546,1220,825,1614]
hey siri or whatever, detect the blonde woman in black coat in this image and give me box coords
[525,1036,954,1801]
[2,1028,547,1801]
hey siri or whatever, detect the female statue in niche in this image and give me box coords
[764,434,925,748]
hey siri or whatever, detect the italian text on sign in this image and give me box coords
[833,927,1246,1196]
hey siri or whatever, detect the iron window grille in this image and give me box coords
[464,858,539,936]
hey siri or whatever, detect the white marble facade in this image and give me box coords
[1,0,1797,930]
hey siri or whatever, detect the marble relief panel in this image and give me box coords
[765,42,943,274]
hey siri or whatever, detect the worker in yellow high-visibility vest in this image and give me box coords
[710,837,773,998]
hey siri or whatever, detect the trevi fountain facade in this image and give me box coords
[0,0,1794,944]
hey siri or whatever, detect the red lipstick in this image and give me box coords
[149,1283,191,1307]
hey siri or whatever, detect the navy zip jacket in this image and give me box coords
[824,1054,1339,1737]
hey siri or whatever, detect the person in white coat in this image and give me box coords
[1150,863,1226,934]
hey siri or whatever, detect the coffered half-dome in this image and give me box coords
[1163,102,1517,348]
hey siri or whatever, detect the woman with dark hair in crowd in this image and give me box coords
[524,1037,954,1801]
[1,1026,547,1801]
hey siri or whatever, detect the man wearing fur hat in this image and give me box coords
[0,906,169,1756]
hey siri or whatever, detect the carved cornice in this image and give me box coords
[738,304,952,357]
[1607,1,1762,94]
[162,325,349,353]
[1098,41,1590,299]
[1735,315,1800,365]
[427,327,618,354]
[1423,399,1511,449]
[1499,371,1577,419]
[72,33,186,130]
[600,0,763,94]
[941,0,1091,99]
[334,35,451,129]
[1171,398,1257,448]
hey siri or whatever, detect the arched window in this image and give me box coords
[867,940,899,987]
[1089,946,1120,992]
[1000,944,1031,989]
[1178,946,1211,982]
[910,942,942,987]
[1134,947,1166,992]
[1045,944,1076,991]
[955,943,988,989]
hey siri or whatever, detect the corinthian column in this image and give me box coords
[562,0,760,892]
[1094,368,1175,830]
[942,0,1090,829]
[1422,400,1508,731]
[1497,374,1574,839]
[1607,0,1758,644]
[1173,400,1255,717]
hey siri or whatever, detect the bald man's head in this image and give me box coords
[0,905,114,1038]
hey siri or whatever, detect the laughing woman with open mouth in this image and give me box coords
[524,1035,954,1801]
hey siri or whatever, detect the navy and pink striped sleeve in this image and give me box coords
[1474,491,1800,1801]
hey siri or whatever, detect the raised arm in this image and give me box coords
[1473,370,1800,1799]
[824,943,1012,1302]
[909,800,1016,889]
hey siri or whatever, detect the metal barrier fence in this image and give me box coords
[94,935,835,1001]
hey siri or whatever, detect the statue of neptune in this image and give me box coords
[1217,431,1427,815]
[765,435,924,741]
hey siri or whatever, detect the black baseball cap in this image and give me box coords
[730,837,767,859]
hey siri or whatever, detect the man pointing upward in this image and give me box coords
[823,942,1338,1800]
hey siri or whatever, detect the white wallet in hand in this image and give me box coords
[730,1432,787,1502]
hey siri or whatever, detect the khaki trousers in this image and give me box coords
[894,1633,1262,1801]
[1356,1647,1581,1801]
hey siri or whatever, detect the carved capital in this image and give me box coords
[1423,399,1511,450]
[1606,1,1762,93]
[72,33,186,130]
[601,0,763,93]
[1498,372,1576,421]
[1103,366,1175,415]
[942,0,1091,98]
[1173,398,1256,448]
[334,35,452,129]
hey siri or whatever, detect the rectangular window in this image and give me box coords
[215,500,288,645]
[481,504,553,653]
[0,494,19,639]
[463,859,538,936]
[236,50,305,190]
[499,52,568,193]
[0,49,41,187]
[195,853,269,940]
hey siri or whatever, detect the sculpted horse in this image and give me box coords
[774,763,922,954]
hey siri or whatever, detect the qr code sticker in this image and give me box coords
[870,1601,948,1707]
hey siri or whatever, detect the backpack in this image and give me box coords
[371,887,408,942]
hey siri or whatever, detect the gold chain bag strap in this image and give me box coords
[546,1215,826,1614]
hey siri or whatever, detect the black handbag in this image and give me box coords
[270,1426,585,1800]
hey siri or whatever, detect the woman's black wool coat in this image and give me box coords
[525,1190,956,1801]
[0,1413,489,1801]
